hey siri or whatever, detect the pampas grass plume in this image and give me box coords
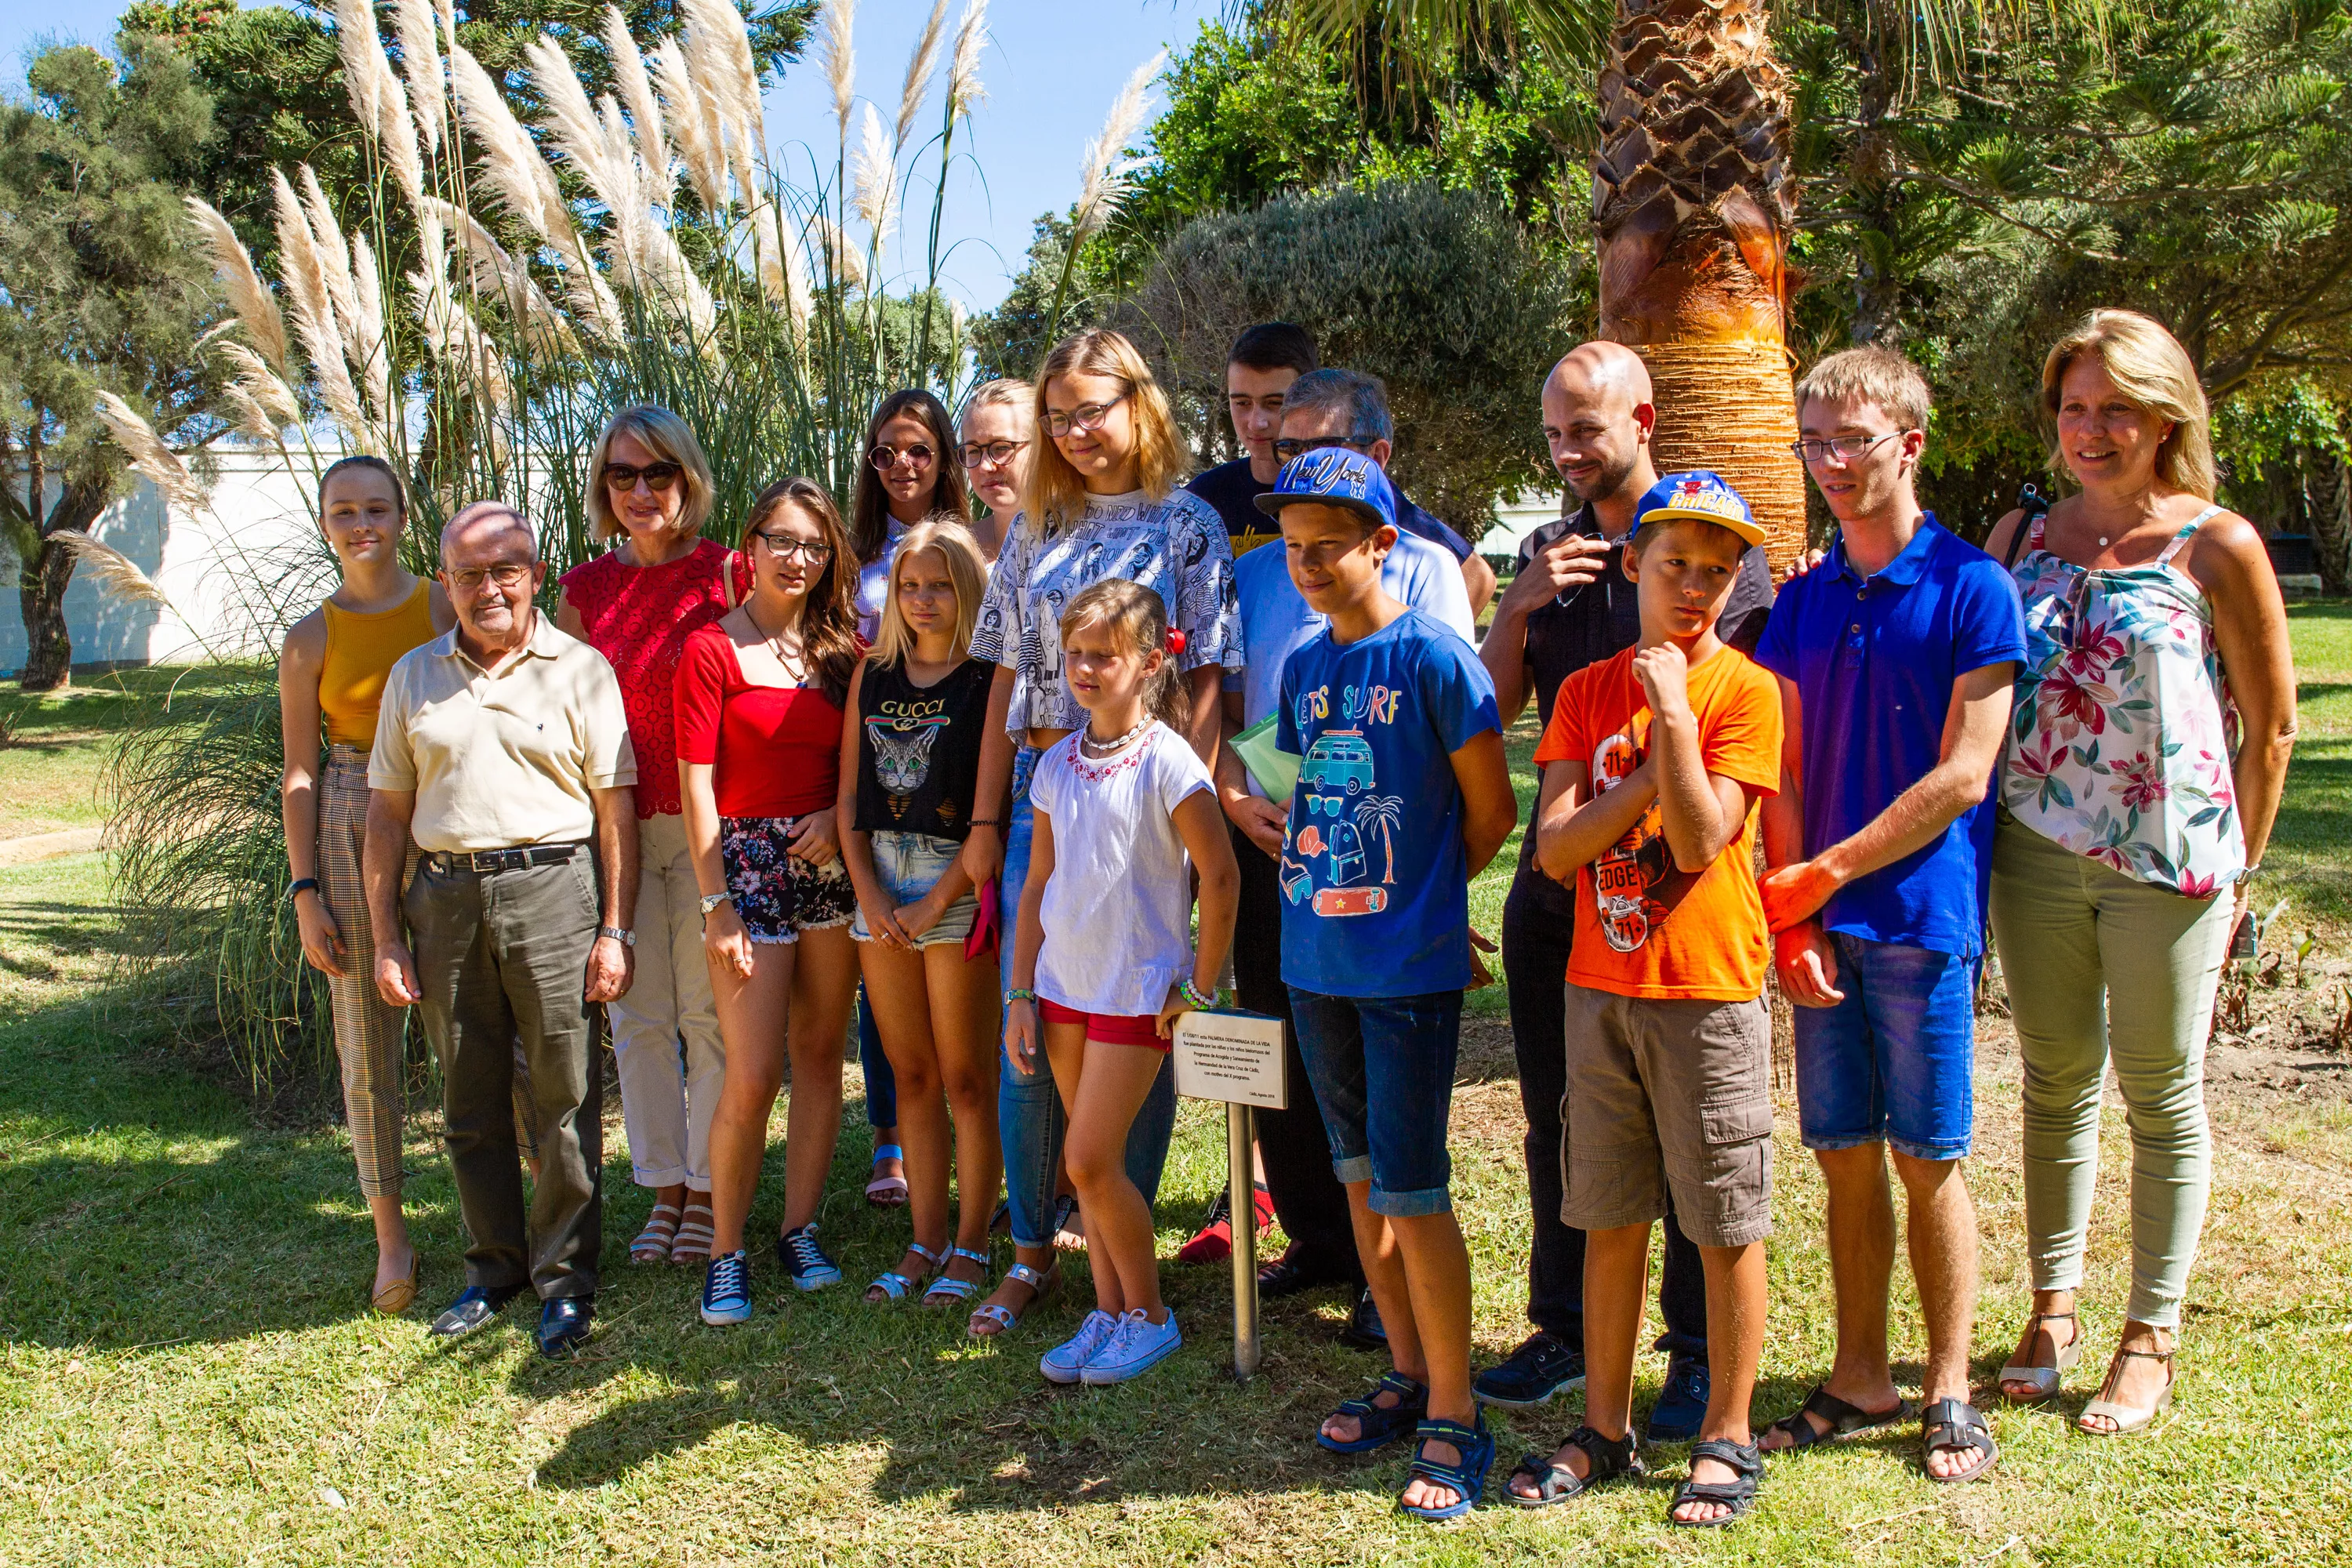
[1073,49,1163,245]
[948,0,987,118]
[54,532,175,611]
[896,0,947,148]
[651,38,728,212]
[852,100,898,238]
[603,7,671,201]
[391,0,446,151]
[93,393,206,515]
[818,0,856,139]
[332,0,390,144]
[183,198,289,375]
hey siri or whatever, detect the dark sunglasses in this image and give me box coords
[602,460,683,492]
[869,442,937,471]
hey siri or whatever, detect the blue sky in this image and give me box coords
[0,0,1222,310]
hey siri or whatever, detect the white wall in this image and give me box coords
[2,450,327,676]
[1479,490,1568,559]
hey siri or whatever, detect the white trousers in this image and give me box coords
[609,811,726,1189]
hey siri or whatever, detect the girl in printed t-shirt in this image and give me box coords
[836,520,1005,1313]
[678,478,866,1325]
[1004,580,1240,1387]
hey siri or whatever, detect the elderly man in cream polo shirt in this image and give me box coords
[364,500,640,1358]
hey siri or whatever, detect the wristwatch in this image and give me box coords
[597,924,636,947]
[699,891,734,916]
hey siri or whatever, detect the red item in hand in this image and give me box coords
[964,876,1000,962]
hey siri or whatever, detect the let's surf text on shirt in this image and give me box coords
[1294,680,1406,730]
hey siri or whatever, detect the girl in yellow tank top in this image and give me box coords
[277,456,454,1315]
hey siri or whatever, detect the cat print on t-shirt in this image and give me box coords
[1585,715,1701,954]
[866,699,952,820]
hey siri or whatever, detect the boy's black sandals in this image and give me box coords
[1668,1437,1762,1529]
[1315,1370,1428,1454]
[1504,1424,1645,1508]
[1920,1397,1998,1483]
[1762,1385,1915,1448]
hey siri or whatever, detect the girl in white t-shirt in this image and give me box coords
[1005,579,1239,1387]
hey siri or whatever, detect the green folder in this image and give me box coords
[1231,712,1301,801]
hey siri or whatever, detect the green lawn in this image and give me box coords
[2267,603,2352,931]
[0,667,253,840]
[3,622,2350,1564]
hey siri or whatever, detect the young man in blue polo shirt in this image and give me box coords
[1755,347,2025,1483]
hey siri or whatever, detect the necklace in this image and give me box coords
[744,602,808,684]
[1080,715,1152,755]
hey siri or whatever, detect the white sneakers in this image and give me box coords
[1040,1307,1182,1385]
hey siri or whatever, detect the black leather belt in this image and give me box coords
[423,840,590,876]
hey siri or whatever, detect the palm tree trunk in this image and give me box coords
[2310,445,2351,596]
[1593,0,1807,568]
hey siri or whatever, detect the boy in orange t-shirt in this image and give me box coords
[1504,473,1783,1530]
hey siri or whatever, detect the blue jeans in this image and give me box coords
[1793,932,1979,1161]
[1286,985,1462,1218]
[859,985,895,1132]
[999,744,1177,1247]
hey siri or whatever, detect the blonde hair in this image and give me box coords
[1028,329,1183,537]
[1058,579,1188,730]
[2041,310,2216,500]
[870,518,987,669]
[960,377,1036,423]
[586,405,716,543]
[1795,346,1932,433]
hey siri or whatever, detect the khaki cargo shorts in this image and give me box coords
[1559,984,1773,1248]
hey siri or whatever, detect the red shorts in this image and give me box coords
[1039,997,1169,1051]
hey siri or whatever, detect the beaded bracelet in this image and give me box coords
[1178,978,1216,1011]
[1004,987,1036,1004]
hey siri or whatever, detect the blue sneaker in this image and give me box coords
[777,1223,841,1291]
[1080,1309,1181,1385]
[1646,1352,1712,1443]
[1040,1308,1120,1385]
[700,1250,753,1326]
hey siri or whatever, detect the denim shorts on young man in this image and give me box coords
[1286,987,1462,1217]
[850,829,978,948]
[1792,932,1977,1161]
[1561,984,1773,1249]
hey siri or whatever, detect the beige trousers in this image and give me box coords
[608,811,727,1189]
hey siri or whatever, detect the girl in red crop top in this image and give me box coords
[677,477,868,1313]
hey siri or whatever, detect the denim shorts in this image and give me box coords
[1286,986,1462,1217]
[719,816,855,943]
[851,829,978,948]
[1792,932,1978,1160]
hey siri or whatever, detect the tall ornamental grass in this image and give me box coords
[96,0,1123,1087]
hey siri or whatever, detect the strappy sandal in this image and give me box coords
[1668,1436,1762,1529]
[2078,1345,2175,1436]
[922,1247,991,1307]
[630,1203,682,1265]
[1998,1310,2082,1403]
[866,1241,943,1303]
[1504,1424,1643,1508]
[864,1144,909,1207]
[1398,1414,1494,1523]
[1762,1385,1915,1449]
[669,1198,715,1265]
[967,1260,1058,1338]
[1921,1397,1998,1483]
[1315,1371,1428,1454]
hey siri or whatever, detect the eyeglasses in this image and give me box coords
[448,561,533,591]
[602,461,682,492]
[753,532,833,561]
[957,438,1032,468]
[1272,435,1377,463]
[1043,395,1127,438]
[1789,431,1904,464]
[868,442,936,471]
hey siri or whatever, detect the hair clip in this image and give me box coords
[1166,629,1187,655]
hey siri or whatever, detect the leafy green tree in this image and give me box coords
[0,38,223,691]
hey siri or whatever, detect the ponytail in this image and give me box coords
[1058,578,1189,731]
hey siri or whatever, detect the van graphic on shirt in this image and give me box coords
[1283,721,1409,917]
[1589,717,1698,953]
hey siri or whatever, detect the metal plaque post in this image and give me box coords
[1227,1100,1261,1381]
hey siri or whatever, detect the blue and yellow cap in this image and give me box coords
[1635,470,1766,548]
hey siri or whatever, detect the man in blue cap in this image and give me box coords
[1210,443,1475,1346]
[1261,445,1519,1523]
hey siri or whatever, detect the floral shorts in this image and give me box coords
[719,816,855,944]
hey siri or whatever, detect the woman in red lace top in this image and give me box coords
[555,405,736,1270]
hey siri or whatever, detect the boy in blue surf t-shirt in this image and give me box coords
[1262,448,1519,1523]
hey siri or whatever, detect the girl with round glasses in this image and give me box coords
[556,406,738,1272]
[956,377,1036,562]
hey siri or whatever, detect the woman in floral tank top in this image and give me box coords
[556,405,737,1270]
[1983,312,2296,1439]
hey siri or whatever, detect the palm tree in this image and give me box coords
[1355,793,1405,883]
[1293,0,1807,564]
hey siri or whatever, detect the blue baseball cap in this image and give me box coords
[1635,470,1766,548]
[1253,445,1399,533]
